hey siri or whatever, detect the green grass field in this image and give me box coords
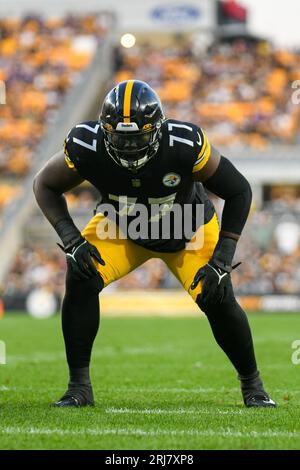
[0,313,300,450]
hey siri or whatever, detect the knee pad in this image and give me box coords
[65,268,104,295]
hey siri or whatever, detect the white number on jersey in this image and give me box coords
[168,122,194,148]
[108,193,177,221]
[72,123,100,152]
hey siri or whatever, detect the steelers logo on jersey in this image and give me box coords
[163,173,181,187]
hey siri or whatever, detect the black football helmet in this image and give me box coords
[100,80,165,171]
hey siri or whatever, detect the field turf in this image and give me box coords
[0,313,300,450]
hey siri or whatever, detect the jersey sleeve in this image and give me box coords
[192,127,212,173]
[63,121,101,175]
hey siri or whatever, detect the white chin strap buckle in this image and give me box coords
[120,155,149,170]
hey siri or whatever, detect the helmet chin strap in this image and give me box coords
[120,154,150,171]
[105,139,160,172]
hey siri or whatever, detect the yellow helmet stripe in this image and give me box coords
[123,80,134,123]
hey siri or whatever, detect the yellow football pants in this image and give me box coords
[82,213,219,301]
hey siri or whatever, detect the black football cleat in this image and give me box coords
[243,392,276,408]
[52,384,94,407]
[239,371,276,408]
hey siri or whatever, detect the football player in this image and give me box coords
[33,80,276,408]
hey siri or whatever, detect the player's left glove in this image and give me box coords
[191,237,240,304]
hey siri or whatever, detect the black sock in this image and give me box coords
[64,366,95,404]
[197,295,257,376]
[62,270,103,379]
[69,366,91,386]
[238,370,266,396]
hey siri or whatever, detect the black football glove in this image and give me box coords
[58,236,105,280]
[54,218,105,280]
[191,237,240,304]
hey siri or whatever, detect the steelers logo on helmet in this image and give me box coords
[163,173,181,187]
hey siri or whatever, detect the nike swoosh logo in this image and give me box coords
[208,264,228,285]
[262,399,276,405]
[196,131,202,146]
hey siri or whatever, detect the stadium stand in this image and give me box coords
[0,12,114,283]
[114,39,300,149]
[0,13,111,221]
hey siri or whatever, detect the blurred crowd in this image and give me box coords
[115,39,300,149]
[0,13,111,218]
[232,234,300,295]
[65,186,100,210]
[3,245,66,310]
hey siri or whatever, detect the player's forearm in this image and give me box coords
[204,156,252,267]
[204,156,252,236]
[220,185,252,239]
[33,176,81,247]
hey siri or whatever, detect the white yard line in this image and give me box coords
[5,351,296,373]
[0,427,299,439]
[118,387,231,393]
[100,386,300,395]
[0,386,238,393]
[106,407,243,415]
[5,346,178,364]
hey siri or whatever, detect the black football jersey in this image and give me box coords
[64,119,215,252]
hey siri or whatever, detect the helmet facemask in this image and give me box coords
[102,122,162,172]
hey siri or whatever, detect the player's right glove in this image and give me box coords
[191,237,240,304]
